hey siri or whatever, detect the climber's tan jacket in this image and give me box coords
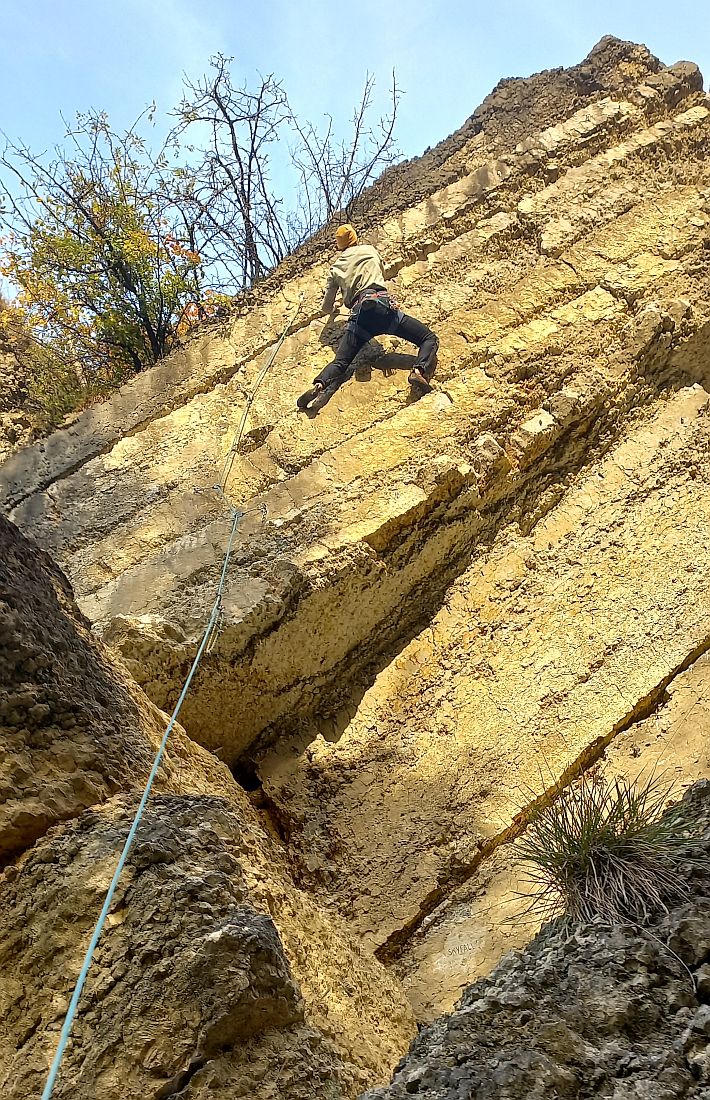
[321,244,386,312]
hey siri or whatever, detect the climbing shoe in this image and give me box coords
[297,382,324,410]
[407,367,433,393]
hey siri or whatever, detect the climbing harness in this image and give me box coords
[41,294,303,1100]
[348,286,404,341]
[351,286,398,310]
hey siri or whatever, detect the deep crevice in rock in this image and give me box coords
[153,1055,209,1098]
[376,630,710,963]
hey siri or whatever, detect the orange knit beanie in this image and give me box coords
[335,224,358,250]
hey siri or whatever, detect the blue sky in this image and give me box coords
[1,1,707,180]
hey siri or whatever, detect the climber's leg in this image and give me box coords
[390,313,439,388]
[316,325,370,388]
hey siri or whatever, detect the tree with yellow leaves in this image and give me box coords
[0,108,214,385]
[0,60,400,429]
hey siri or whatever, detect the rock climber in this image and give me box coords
[297,224,439,410]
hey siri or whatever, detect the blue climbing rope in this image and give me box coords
[215,295,303,499]
[41,505,244,1100]
[41,292,304,1099]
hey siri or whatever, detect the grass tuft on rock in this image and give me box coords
[518,768,701,927]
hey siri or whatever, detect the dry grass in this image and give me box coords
[518,768,703,927]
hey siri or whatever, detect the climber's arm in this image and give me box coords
[321,275,339,315]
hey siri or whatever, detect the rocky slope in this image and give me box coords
[0,515,415,1098]
[0,355,32,465]
[362,788,710,1100]
[2,34,710,1100]
[0,301,44,461]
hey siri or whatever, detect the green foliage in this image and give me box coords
[26,346,123,434]
[322,1083,345,1100]
[518,768,701,926]
[0,109,202,382]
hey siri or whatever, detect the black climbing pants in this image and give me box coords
[315,293,438,388]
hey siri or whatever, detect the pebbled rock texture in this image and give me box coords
[362,786,710,1100]
[0,513,237,860]
[0,516,415,1099]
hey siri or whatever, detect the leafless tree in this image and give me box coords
[172,56,401,287]
[170,57,291,288]
[288,70,401,238]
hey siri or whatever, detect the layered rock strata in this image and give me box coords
[257,382,710,1006]
[2,39,708,766]
[0,516,414,1099]
[2,36,710,1096]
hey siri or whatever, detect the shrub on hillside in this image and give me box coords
[1,300,122,434]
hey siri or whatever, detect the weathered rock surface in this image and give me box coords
[256,381,710,977]
[3,39,709,768]
[363,785,710,1100]
[0,37,679,484]
[0,516,415,1098]
[2,35,710,1100]
[1,795,414,1100]
[0,513,230,859]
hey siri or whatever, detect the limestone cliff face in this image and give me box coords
[362,787,710,1100]
[2,34,710,1100]
[0,516,415,1098]
[2,38,708,769]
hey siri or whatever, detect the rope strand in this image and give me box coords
[215,295,303,498]
[41,293,303,1099]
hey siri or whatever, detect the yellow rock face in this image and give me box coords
[2,36,710,1095]
[0,515,415,1099]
